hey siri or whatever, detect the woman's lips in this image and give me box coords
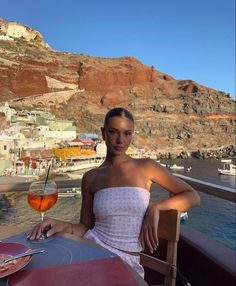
[114,146,124,151]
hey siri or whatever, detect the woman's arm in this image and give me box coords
[144,159,200,210]
[29,171,95,240]
[73,170,95,236]
[140,159,200,253]
[28,218,87,240]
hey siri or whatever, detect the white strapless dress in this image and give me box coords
[83,186,150,278]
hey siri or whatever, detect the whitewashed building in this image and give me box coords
[0,102,16,121]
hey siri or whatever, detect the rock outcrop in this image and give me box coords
[0,19,47,45]
[0,19,235,154]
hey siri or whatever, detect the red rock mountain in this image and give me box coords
[0,19,235,156]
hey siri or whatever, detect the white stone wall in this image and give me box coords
[0,139,11,159]
[48,120,75,131]
[0,135,23,160]
[43,130,76,140]
[3,124,22,136]
[0,103,16,121]
[0,35,13,41]
[37,125,49,132]
[23,140,46,150]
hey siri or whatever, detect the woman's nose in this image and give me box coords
[116,133,123,143]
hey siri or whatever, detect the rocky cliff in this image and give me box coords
[0,19,235,156]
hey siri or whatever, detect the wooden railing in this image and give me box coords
[173,173,235,203]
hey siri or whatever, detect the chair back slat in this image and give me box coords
[141,209,181,286]
[158,210,180,241]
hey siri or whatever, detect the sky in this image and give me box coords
[1,0,235,99]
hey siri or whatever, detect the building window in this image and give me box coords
[4,145,7,150]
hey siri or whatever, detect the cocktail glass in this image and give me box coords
[27,180,58,241]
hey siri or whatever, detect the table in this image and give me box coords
[0,227,148,286]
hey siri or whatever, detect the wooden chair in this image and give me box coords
[140,209,181,286]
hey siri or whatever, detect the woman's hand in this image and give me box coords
[140,203,160,254]
[28,218,72,240]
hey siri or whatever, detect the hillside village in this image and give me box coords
[0,102,107,176]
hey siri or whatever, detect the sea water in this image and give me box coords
[0,158,235,250]
[150,158,236,251]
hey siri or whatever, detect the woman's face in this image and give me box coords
[102,115,134,156]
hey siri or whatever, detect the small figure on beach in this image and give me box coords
[29,107,200,278]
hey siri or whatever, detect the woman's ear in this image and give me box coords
[101,127,105,140]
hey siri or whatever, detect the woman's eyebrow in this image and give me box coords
[107,127,118,131]
[125,130,133,133]
[108,127,133,132]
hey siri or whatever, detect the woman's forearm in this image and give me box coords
[68,222,89,237]
[155,190,200,212]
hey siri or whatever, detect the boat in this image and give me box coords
[180,211,188,221]
[221,159,232,163]
[160,163,167,167]
[169,164,184,170]
[58,187,81,197]
[218,164,236,176]
[58,161,101,172]
[156,161,167,167]
[67,172,84,179]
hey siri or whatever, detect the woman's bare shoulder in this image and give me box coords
[134,157,165,176]
[83,167,99,181]
[81,168,99,189]
[134,157,159,167]
[82,165,107,194]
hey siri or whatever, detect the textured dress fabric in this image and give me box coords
[83,187,150,277]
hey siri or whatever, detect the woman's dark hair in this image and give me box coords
[104,107,134,126]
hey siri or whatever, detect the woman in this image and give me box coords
[29,107,200,278]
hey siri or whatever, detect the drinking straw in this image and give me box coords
[38,163,51,212]
[43,163,51,191]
